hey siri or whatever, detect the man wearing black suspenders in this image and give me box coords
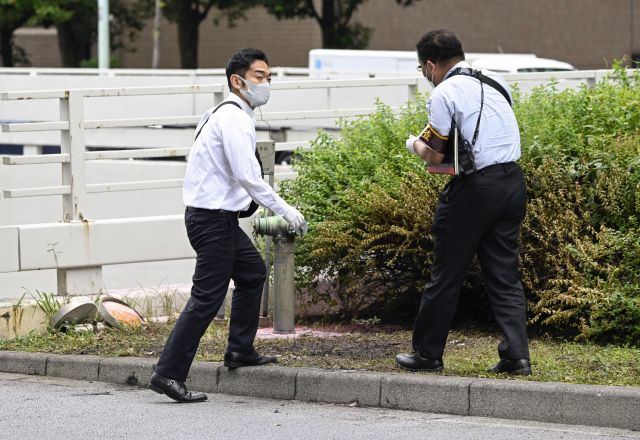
[150,48,308,402]
[397,30,531,376]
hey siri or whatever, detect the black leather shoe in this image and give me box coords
[488,359,532,376]
[149,372,207,403]
[395,352,444,372]
[224,351,278,369]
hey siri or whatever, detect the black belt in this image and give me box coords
[476,162,517,174]
[186,206,241,217]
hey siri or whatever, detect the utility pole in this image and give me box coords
[152,0,162,69]
[98,0,109,70]
[632,0,639,65]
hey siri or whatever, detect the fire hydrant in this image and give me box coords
[254,216,296,334]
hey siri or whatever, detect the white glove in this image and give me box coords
[405,136,419,155]
[283,206,308,236]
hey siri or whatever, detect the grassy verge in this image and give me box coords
[1,323,639,387]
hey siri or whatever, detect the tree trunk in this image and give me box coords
[0,27,14,67]
[321,0,336,48]
[176,3,201,69]
[57,22,91,67]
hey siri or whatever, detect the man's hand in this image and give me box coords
[406,137,445,165]
[283,207,308,236]
[405,136,419,155]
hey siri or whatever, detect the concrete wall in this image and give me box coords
[357,0,640,70]
[12,27,62,67]
[118,7,321,68]
[10,1,640,70]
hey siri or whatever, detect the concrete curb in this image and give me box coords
[381,374,472,415]
[1,351,639,431]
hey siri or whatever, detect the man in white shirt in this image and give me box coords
[150,48,307,402]
[396,30,531,376]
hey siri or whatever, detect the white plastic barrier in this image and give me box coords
[10,215,192,270]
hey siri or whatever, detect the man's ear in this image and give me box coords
[230,74,244,92]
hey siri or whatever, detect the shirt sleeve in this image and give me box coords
[219,111,291,217]
[427,89,453,138]
[412,90,453,154]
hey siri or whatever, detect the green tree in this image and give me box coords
[0,0,36,66]
[34,0,150,67]
[255,0,422,49]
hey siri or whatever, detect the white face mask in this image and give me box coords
[424,62,435,87]
[236,75,270,108]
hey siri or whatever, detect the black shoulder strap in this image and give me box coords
[194,101,242,140]
[448,67,512,107]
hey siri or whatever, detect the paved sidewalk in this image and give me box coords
[1,350,638,431]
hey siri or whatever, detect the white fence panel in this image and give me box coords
[0,227,19,272]
[18,215,193,270]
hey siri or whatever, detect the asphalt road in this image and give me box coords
[1,373,639,440]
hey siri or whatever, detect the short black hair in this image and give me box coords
[226,48,269,90]
[416,29,465,64]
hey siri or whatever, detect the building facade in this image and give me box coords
[11,0,640,70]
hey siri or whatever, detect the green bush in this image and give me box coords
[282,96,440,317]
[282,65,640,344]
[519,150,640,343]
[516,64,640,343]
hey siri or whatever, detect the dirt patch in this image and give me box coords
[259,332,405,359]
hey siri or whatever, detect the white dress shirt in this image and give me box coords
[407,61,520,170]
[183,93,291,216]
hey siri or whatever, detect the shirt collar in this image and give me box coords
[226,92,255,119]
[443,60,471,81]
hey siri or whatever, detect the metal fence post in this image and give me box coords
[57,90,103,296]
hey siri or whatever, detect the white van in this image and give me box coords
[308,49,575,78]
[308,49,418,78]
[469,54,576,73]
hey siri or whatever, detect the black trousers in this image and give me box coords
[412,162,530,361]
[155,207,266,382]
